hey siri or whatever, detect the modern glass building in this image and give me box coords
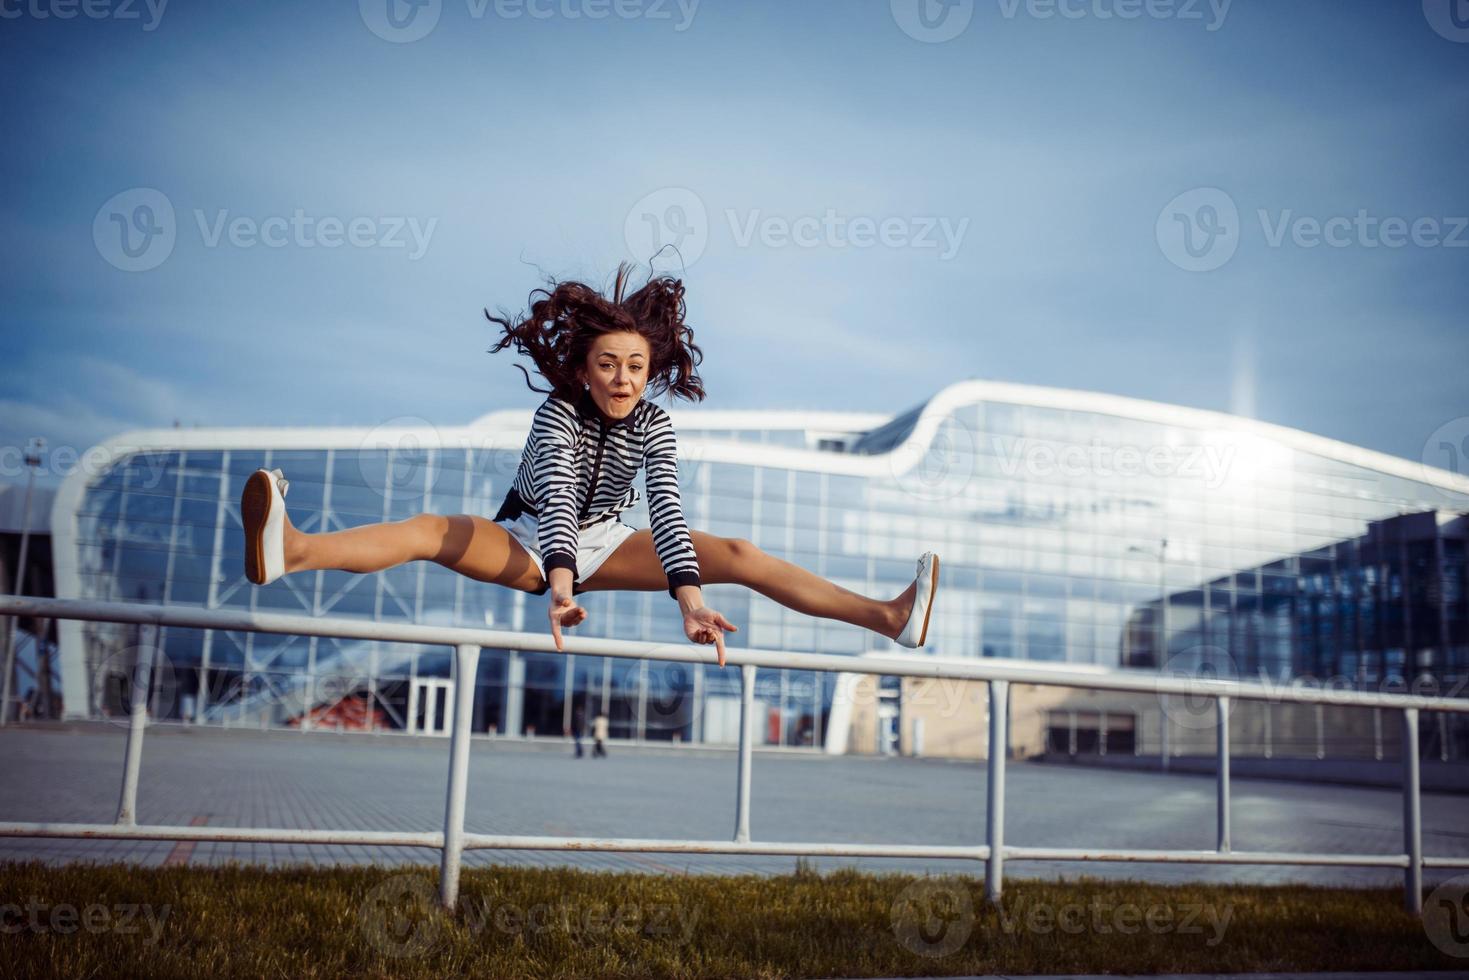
[51,380,1469,751]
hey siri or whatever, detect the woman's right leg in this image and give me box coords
[283,511,546,591]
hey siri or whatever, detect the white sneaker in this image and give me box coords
[242,468,290,586]
[895,551,939,649]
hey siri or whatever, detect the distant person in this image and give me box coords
[592,711,609,758]
[238,263,940,667]
[569,704,586,758]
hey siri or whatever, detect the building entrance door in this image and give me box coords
[408,678,453,736]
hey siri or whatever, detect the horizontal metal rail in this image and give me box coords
[0,595,1463,917]
[4,595,1466,711]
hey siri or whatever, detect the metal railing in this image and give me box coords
[1,594,1466,916]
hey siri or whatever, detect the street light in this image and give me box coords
[1126,539,1169,666]
[1127,539,1169,770]
[2,437,45,726]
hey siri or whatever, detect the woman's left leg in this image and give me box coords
[579,529,915,639]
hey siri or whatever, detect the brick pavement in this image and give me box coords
[1,726,1465,886]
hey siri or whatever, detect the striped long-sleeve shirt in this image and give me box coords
[493,387,702,599]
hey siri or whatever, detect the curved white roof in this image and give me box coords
[46,377,1469,718]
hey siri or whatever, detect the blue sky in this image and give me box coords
[2,0,1466,486]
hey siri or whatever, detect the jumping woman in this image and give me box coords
[239,263,940,668]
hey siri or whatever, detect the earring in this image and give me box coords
[583,382,590,390]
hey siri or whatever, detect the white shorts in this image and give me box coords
[494,512,639,595]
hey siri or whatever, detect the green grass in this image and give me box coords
[0,858,1461,978]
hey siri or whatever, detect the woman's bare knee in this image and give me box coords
[697,535,758,585]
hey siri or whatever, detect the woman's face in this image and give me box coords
[580,331,650,422]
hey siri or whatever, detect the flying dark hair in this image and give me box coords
[486,262,706,403]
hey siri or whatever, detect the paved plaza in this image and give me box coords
[2,725,1466,887]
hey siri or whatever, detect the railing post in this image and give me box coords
[440,643,479,911]
[114,637,156,826]
[1216,694,1230,853]
[734,663,755,843]
[1402,706,1422,915]
[985,679,1008,905]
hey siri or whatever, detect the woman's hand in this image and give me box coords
[548,589,587,653]
[683,606,738,668]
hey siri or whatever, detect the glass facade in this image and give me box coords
[58,387,1469,746]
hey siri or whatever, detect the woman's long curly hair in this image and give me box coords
[486,262,706,403]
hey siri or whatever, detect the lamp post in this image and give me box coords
[2,437,45,727]
[1128,539,1168,768]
